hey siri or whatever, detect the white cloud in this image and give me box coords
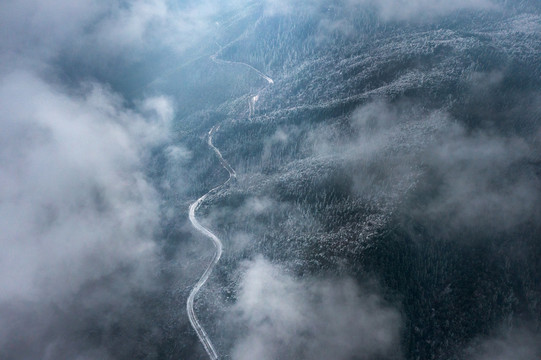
[308,100,541,236]
[0,0,103,59]
[0,71,173,302]
[230,257,402,360]
[0,0,254,75]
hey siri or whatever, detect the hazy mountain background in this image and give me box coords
[1,1,540,359]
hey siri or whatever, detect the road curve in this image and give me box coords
[187,48,273,360]
[187,126,234,360]
[210,54,274,85]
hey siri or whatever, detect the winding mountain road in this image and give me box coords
[210,53,274,85]
[186,49,273,360]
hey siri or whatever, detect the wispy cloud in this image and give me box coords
[0,70,176,358]
[228,257,402,360]
[0,0,254,78]
[467,327,541,360]
[307,97,541,238]
[0,71,173,302]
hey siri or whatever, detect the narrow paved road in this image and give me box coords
[187,48,273,360]
[187,126,234,360]
[211,54,274,84]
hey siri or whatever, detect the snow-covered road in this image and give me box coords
[186,126,233,360]
[187,48,273,359]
